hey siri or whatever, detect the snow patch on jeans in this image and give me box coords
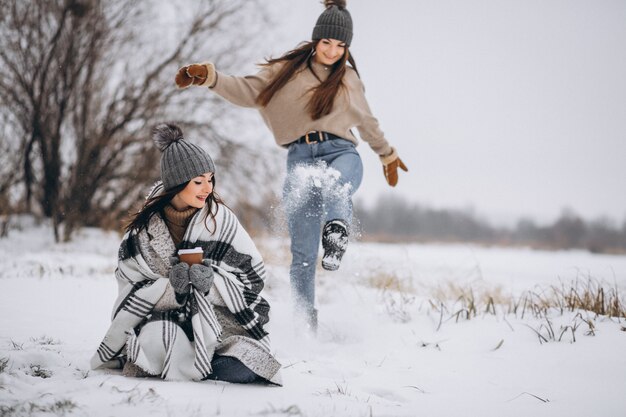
[283,161,353,223]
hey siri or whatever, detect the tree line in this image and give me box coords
[354,194,626,254]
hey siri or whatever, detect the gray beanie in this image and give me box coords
[312,0,353,47]
[151,123,215,190]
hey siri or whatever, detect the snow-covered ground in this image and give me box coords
[1,221,625,417]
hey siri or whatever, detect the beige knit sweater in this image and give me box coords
[210,61,392,156]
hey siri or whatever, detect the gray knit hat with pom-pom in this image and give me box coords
[312,0,353,46]
[152,123,215,190]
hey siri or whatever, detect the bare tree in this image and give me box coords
[0,116,23,236]
[0,0,278,241]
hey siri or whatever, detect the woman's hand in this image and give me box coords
[380,147,408,187]
[169,262,191,303]
[175,63,216,89]
[189,261,215,294]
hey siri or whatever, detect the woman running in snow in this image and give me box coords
[175,0,407,333]
[91,124,281,384]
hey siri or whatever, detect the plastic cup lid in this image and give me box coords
[178,247,203,254]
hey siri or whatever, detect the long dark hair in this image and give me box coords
[255,40,359,120]
[124,176,224,234]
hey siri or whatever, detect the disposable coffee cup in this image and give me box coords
[178,247,203,265]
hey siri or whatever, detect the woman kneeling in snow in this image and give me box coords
[90,123,281,384]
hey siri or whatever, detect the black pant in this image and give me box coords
[206,355,258,384]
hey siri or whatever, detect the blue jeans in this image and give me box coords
[207,355,258,384]
[283,138,363,316]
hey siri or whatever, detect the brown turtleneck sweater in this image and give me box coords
[163,204,198,247]
[210,61,393,156]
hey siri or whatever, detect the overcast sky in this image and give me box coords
[247,0,626,226]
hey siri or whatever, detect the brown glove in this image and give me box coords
[175,63,216,89]
[380,147,408,187]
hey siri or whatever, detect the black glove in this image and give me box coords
[169,262,191,303]
[189,261,214,294]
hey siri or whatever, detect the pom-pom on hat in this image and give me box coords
[312,0,353,47]
[152,123,215,190]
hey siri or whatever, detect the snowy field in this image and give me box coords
[1,220,626,417]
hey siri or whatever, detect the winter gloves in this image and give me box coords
[380,147,408,187]
[189,262,214,294]
[168,258,215,301]
[175,63,216,89]
[169,262,191,303]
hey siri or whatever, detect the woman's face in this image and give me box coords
[171,172,214,210]
[314,38,346,66]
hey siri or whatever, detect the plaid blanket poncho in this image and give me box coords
[90,183,281,383]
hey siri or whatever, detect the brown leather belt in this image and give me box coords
[294,131,342,144]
